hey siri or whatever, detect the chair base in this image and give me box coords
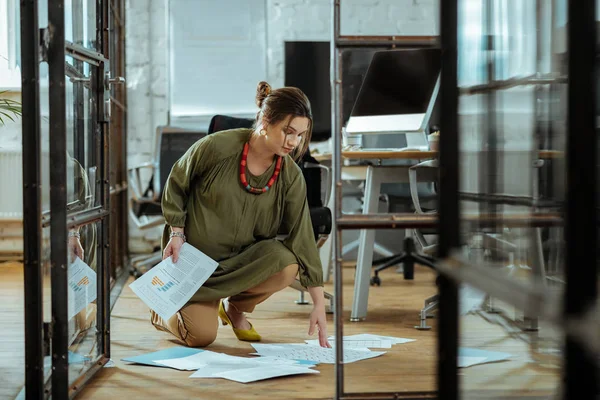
[370,237,436,286]
[415,294,439,330]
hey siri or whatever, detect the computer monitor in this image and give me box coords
[345,48,441,149]
[284,41,378,141]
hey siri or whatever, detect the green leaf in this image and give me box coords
[0,111,15,122]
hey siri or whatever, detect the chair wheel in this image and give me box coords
[370,276,381,286]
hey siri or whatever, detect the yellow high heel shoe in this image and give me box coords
[218,301,261,342]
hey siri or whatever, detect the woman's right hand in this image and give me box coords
[163,237,184,262]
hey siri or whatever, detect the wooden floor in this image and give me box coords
[1,262,561,399]
[0,262,25,400]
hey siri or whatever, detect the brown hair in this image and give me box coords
[254,81,313,161]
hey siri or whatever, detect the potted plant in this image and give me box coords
[0,90,22,126]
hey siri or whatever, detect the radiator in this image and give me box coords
[0,150,22,220]
[0,150,23,260]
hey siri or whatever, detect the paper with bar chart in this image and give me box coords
[129,243,219,321]
[68,257,97,320]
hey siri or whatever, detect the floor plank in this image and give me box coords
[0,263,25,400]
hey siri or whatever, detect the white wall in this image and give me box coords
[265,0,438,88]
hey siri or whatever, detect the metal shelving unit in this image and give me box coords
[329,0,447,398]
[329,0,597,399]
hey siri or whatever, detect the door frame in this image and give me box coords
[20,0,127,398]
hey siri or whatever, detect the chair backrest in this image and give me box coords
[156,126,206,197]
[207,114,254,134]
[207,115,323,207]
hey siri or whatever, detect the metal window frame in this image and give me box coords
[564,0,598,397]
[330,1,442,399]
[21,0,44,397]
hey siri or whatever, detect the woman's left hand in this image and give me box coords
[308,303,331,348]
[68,236,84,263]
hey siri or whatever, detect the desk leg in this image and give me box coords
[351,166,381,321]
[319,174,337,283]
[320,232,333,283]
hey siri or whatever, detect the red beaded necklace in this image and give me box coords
[239,142,282,194]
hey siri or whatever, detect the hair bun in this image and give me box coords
[255,81,272,108]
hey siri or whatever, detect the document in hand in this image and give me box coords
[129,243,219,321]
[68,257,97,320]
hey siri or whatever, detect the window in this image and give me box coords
[168,0,268,118]
[458,0,539,87]
[0,0,21,89]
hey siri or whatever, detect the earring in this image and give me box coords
[260,129,267,136]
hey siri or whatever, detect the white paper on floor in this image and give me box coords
[154,350,266,371]
[458,348,512,368]
[191,365,319,383]
[458,356,489,368]
[330,334,416,345]
[251,343,385,364]
[305,338,392,349]
[152,349,319,383]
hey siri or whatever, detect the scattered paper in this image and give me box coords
[245,356,316,367]
[458,347,512,367]
[306,338,392,349]
[328,334,416,346]
[251,343,385,364]
[121,347,204,367]
[458,356,489,368]
[149,349,320,383]
[104,359,116,368]
[68,257,97,320]
[154,350,254,371]
[212,365,319,383]
[459,284,486,315]
[129,243,219,321]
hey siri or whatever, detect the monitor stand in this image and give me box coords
[405,131,430,151]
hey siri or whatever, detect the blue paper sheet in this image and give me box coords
[294,359,318,366]
[459,347,512,364]
[122,347,204,367]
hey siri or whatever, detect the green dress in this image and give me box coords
[161,128,324,303]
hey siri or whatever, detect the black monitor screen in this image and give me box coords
[350,48,441,117]
[284,41,377,141]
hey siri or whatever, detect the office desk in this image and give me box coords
[317,150,437,321]
[313,149,561,162]
[315,149,563,322]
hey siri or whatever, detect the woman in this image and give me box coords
[150,81,331,348]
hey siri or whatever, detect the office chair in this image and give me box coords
[367,159,441,330]
[128,126,206,277]
[368,160,438,286]
[207,114,334,311]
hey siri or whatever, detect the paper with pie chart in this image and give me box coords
[68,257,97,320]
[129,243,219,321]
